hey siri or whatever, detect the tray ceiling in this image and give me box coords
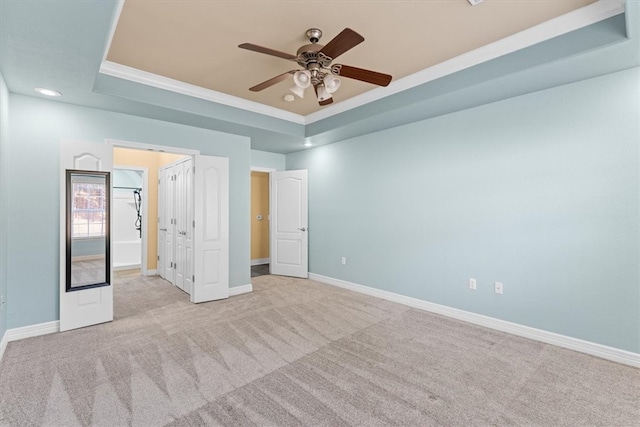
[105,0,596,116]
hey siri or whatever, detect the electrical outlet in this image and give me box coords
[495,281,503,295]
[341,257,346,265]
[469,278,477,290]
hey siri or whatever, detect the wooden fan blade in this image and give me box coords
[238,43,297,60]
[319,28,364,60]
[249,71,295,92]
[333,64,392,87]
[313,84,334,106]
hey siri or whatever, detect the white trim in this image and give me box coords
[146,269,158,276]
[98,1,624,125]
[309,273,640,368]
[99,61,306,124]
[251,258,269,266]
[108,138,200,155]
[251,166,276,173]
[6,321,60,343]
[113,264,142,271]
[229,284,253,296]
[0,330,7,362]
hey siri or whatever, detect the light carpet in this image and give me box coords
[0,273,638,426]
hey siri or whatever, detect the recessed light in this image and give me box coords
[283,94,295,102]
[34,87,61,97]
[303,141,313,147]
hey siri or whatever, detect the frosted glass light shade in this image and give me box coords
[293,70,312,88]
[316,84,332,102]
[323,75,341,93]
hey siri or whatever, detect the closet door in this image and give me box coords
[163,165,175,284]
[174,161,186,291]
[183,158,194,295]
[157,169,166,278]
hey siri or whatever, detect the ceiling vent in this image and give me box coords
[468,0,484,5]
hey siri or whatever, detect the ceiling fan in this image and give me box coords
[238,28,392,106]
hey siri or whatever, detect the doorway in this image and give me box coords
[113,146,188,281]
[251,168,274,277]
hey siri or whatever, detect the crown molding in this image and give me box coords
[99,61,306,124]
[99,0,624,126]
[304,0,626,123]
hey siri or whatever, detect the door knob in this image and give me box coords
[298,227,306,232]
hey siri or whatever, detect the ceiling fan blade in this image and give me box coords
[313,84,334,106]
[332,64,392,87]
[319,28,364,60]
[249,71,295,92]
[238,43,297,61]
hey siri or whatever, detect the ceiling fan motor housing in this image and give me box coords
[306,28,322,44]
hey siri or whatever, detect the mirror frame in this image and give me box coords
[65,169,111,292]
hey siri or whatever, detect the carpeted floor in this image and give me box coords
[0,273,638,426]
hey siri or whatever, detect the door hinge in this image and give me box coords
[174,263,177,269]
[193,166,195,174]
[192,275,195,283]
[192,220,195,228]
[170,262,173,268]
[157,255,159,261]
[158,179,160,185]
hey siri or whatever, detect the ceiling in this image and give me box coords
[0,1,637,153]
[105,0,596,116]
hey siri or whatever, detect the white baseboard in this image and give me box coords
[251,258,269,266]
[145,269,158,276]
[114,263,141,271]
[0,330,7,362]
[230,283,253,296]
[309,273,640,368]
[6,320,60,342]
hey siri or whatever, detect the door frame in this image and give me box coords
[113,165,149,275]
[250,167,275,270]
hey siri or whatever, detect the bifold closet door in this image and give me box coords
[157,168,166,279]
[162,165,175,284]
[174,158,194,294]
[175,162,185,291]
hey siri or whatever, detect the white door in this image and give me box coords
[163,165,175,283]
[174,161,185,291]
[157,171,165,278]
[270,170,308,278]
[192,155,229,303]
[183,158,194,295]
[59,140,113,331]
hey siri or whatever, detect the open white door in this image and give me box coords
[59,140,113,331]
[270,170,308,278]
[191,155,229,303]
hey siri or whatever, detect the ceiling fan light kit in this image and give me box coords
[239,27,392,106]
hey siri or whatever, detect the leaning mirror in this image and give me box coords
[66,170,110,291]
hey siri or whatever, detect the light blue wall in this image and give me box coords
[0,72,8,340]
[287,68,640,353]
[251,149,285,170]
[7,94,251,329]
